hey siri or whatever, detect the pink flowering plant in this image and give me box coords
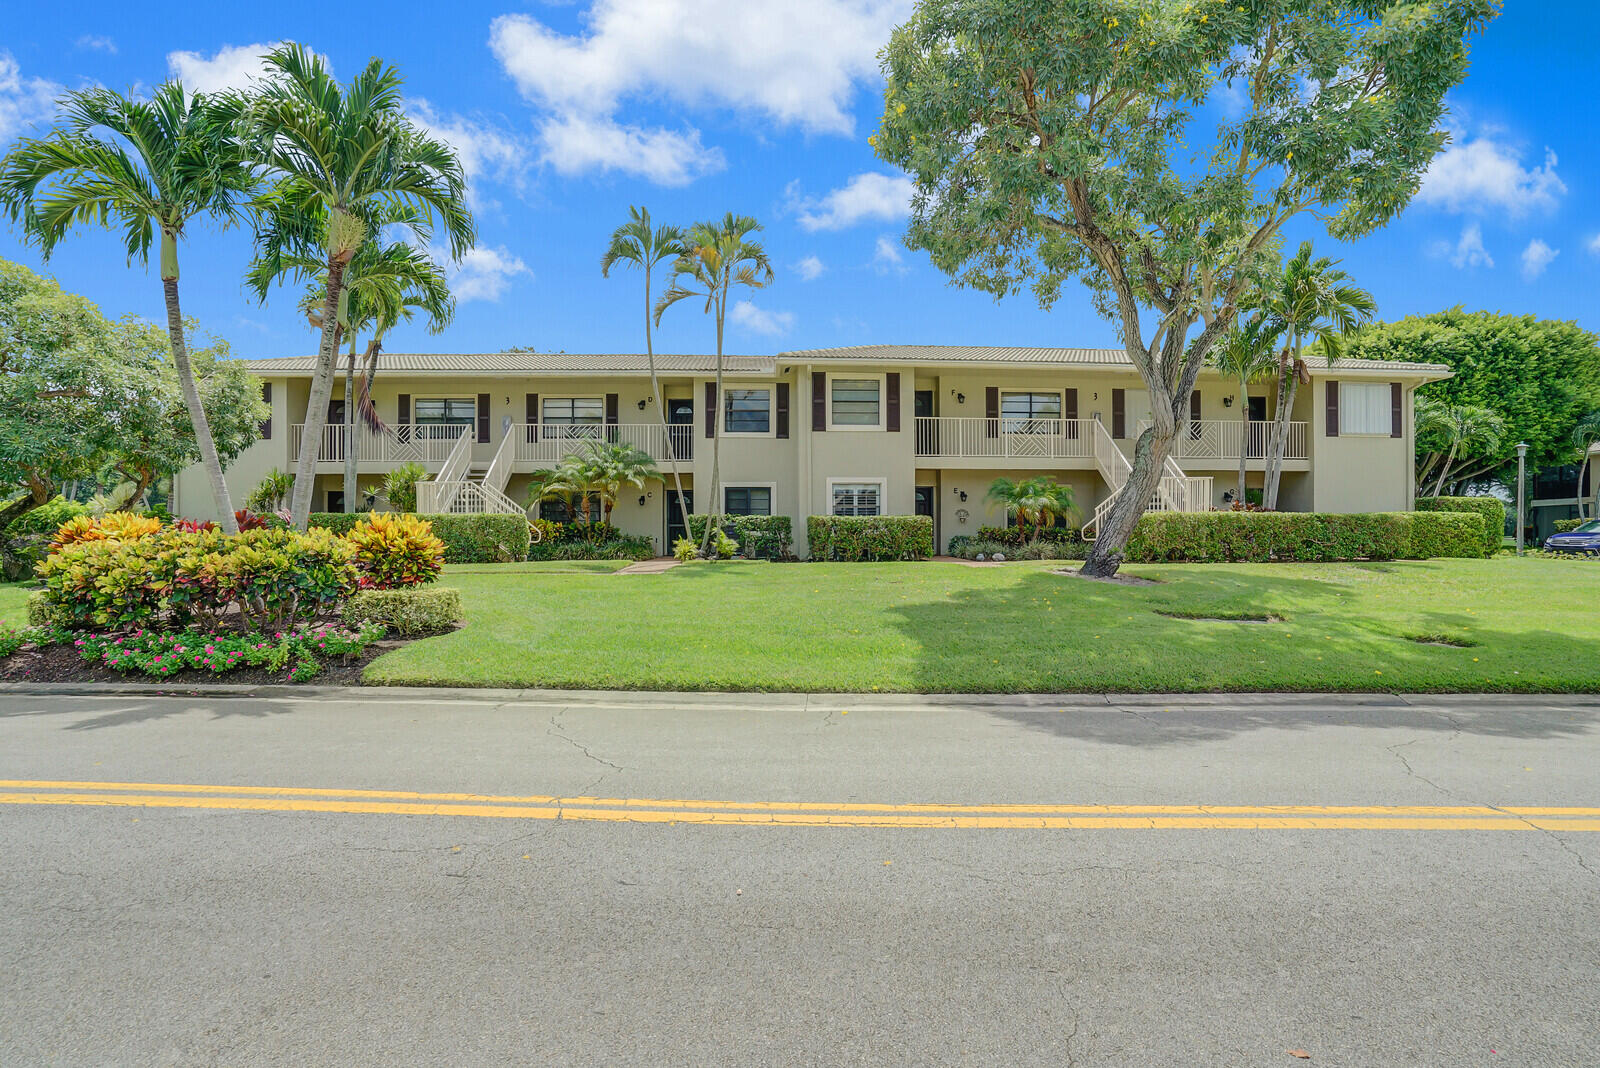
[73,623,384,682]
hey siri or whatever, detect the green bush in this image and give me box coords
[527,534,655,561]
[947,535,1086,561]
[687,515,794,560]
[26,590,69,628]
[344,513,446,588]
[974,525,1081,547]
[1124,511,1484,563]
[4,496,88,538]
[311,512,530,563]
[1554,519,1584,534]
[806,515,933,561]
[1415,496,1505,555]
[344,587,463,636]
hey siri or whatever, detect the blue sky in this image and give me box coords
[1,2,1595,361]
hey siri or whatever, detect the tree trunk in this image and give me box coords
[1236,374,1250,506]
[1082,424,1176,578]
[288,256,348,528]
[343,334,360,513]
[698,290,726,558]
[1431,442,1460,498]
[161,233,238,534]
[0,494,39,532]
[1263,344,1297,511]
[644,263,688,556]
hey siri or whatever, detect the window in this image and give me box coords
[1000,391,1061,431]
[830,481,882,517]
[831,378,881,427]
[724,388,771,434]
[541,397,604,426]
[539,498,601,524]
[1339,382,1391,435]
[725,486,772,516]
[414,398,475,426]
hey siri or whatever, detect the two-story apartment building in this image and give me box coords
[173,345,1451,555]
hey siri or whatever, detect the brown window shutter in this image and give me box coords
[260,382,272,439]
[1390,382,1403,438]
[477,393,490,443]
[1112,389,1126,438]
[1190,390,1201,422]
[811,371,826,431]
[1326,381,1340,438]
[606,392,620,442]
[398,393,410,425]
[706,381,718,438]
[1063,387,1078,439]
[886,373,901,432]
[776,382,790,439]
[525,393,538,443]
[985,386,999,438]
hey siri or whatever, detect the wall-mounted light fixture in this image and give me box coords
[1223,395,1234,408]
[950,390,966,404]
[637,398,648,410]
[638,495,647,507]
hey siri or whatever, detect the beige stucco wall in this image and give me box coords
[1309,379,1418,513]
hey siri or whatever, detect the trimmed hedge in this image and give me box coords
[1554,519,1585,534]
[310,512,529,563]
[974,525,1082,547]
[1415,496,1505,555]
[344,587,464,636]
[687,514,794,560]
[1123,511,1485,563]
[806,515,933,561]
[527,536,655,561]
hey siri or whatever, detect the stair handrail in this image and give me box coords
[482,431,515,495]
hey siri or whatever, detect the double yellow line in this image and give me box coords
[2,779,1598,830]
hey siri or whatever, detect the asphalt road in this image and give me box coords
[1,686,1597,1066]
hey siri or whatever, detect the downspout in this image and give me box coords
[798,362,813,559]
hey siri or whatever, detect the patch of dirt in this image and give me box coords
[1405,633,1477,648]
[0,641,396,687]
[1051,567,1161,586]
[1156,610,1284,624]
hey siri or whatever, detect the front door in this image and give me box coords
[915,485,936,551]
[914,390,935,455]
[666,398,695,462]
[666,489,692,549]
[1246,396,1268,458]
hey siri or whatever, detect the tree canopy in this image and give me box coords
[1344,308,1600,483]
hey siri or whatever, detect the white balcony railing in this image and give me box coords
[913,417,1095,460]
[512,422,694,465]
[1134,419,1308,462]
[290,423,470,466]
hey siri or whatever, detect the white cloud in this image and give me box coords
[1519,238,1558,281]
[489,0,911,184]
[1587,233,1600,258]
[795,255,825,282]
[793,172,915,232]
[1431,223,1493,269]
[873,234,907,273]
[407,99,531,192]
[538,112,722,186]
[76,35,117,54]
[446,245,531,303]
[167,42,285,93]
[0,52,61,141]
[729,299,794,336]
[1417,132,1565,216]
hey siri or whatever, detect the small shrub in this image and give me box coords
[961,538,1007,560]
[51,511,161,549]
[526,533,655,561]
[974,525,1082,548]
[26,590,70,628]
[344,512,446,588]
[311,513,530,563]
[673,537,699,562]
[344,587,463,636]
[1553,519,1584,534]
[530,518,564,544]
[174,518,219,533]
[233,509,268,531]
[688,515,794,560]
[4,497,88,538]
[382,462,428,513]
[1415,497,1505,555]
[807,515,933,561]
[245,468,293,514]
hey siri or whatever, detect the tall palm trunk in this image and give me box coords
[1430,441,1461,498]
[343,332,360,512]
[1263,340,1298,511]
[161,231,239,533]
[644,267,688,555]
[289,257,348,528]
[698,290,726,558]
[1236,374,1250,506]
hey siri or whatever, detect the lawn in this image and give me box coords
[358,556,1600,693]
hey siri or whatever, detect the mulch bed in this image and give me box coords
[0,639,408,687]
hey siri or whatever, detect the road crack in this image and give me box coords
[547,707,626,799]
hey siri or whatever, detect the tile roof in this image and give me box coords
[243,352,776,375]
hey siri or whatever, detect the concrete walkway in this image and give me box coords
[614,556,681,574]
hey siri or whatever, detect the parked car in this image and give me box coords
[1544,520,1600,556]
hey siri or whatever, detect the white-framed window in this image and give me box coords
[1339,382,1391,435]
[829,478,885,517]
[723,387,772,435]
[828,373,884,430]
[1000,390,1062,431]
[724,484,774,516]
[541,396,605,426]
[414,397,476,427]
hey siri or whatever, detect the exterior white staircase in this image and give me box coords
[414,431,525,516]
[1083,419,1213,541]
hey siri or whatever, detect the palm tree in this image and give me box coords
[250,219,454,511]
[1415,399,1506,497]
[1211,314,1281,506]
[602,207,688,538]
[1261,242,1377,509]
[1572,411,1600,519]
[580,440,661,526]
[0,83,259,532]
[655,213,773,556]
[985,477,1076,542]
[527,453,595,524]
[242,43,474,528]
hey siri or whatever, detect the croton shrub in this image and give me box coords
[344,512,446,588]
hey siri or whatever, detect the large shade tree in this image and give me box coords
[0,83,260,532]
[243,44,474,528]
[655,213,773,557]
[874,0,1497,575]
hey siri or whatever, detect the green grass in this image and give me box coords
[361,557,1600,693]
[0,583,30,627]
